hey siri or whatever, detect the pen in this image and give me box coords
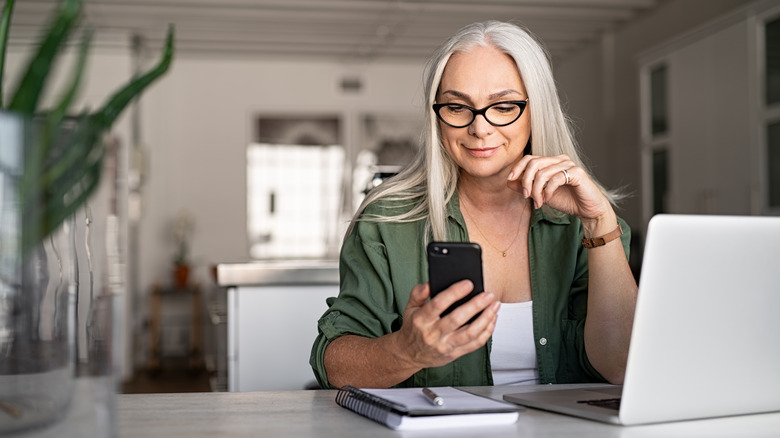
[422,387,444,406]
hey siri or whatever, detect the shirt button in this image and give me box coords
[539,337,548,346]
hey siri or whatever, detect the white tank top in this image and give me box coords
[490,301,540,385]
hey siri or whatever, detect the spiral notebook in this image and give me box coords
[335,386,521,431]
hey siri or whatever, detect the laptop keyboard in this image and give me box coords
[577,397,622,411]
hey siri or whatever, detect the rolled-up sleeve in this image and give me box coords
[309,220,405,389]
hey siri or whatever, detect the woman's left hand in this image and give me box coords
[506,154,611,223]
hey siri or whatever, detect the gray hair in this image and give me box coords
[348,21,616,241]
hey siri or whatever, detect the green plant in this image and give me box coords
[0,0,174,254]
[172,210,194,266]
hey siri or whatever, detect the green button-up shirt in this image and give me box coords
[310,191,631,388]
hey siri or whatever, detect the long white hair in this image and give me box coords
[347,21,617,241]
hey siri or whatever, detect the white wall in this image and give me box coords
[139,56,425,286]
[556,0,754,239]
[555,42,609,186]
[663,20,752,215]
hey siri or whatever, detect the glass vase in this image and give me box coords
[0,111,123,437]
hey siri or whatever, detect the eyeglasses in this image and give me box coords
[432,99,528,128]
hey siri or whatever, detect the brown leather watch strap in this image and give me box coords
[581,223,623,248]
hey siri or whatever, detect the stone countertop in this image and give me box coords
[216,260,339,287]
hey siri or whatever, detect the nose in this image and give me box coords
[467,113,494,137]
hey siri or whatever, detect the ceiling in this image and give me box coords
[7,0,663,63]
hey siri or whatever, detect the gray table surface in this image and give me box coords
[117,384,780,437]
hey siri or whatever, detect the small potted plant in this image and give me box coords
[172,210,195,289]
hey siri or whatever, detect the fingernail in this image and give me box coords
[507,171,514,180]
[523,189,529,198]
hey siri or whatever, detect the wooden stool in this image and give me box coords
[148,284,202,372]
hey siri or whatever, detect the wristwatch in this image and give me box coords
[582,223,623,248]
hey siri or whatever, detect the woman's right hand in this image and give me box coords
[322,280,499,389]
[394,280,500,370]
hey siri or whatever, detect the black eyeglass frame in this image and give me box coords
[432,99,529,128]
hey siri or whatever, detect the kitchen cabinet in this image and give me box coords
[217,260,338,391]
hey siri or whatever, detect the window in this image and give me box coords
[644,63,670,219]
[768,121,780,208]
[765,15,780,212]
[766,16,780,105]
[650,65,669,136]
[652,149,669,215]
[247,117,344,259]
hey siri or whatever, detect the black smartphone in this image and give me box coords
[426,241,484,319]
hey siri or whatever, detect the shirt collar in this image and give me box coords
[530,204,571,227]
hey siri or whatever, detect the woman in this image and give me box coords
[310,21,637,389]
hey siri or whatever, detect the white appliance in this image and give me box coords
[218,260,338,391]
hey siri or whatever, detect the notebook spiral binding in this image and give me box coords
[335,386,406,425]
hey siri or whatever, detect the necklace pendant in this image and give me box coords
[502,251,507,257]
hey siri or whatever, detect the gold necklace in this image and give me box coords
[460,197,527,257]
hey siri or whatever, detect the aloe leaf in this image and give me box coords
[20,115,86,203]
[46,148,103,229]
[38,29,93,183]
[48,149,104,211]
[93,24,174,129]
[22,158,103,253]
[0,0,16,108]
[21,115,102,253]
[15,9,174,256]
[40,113,97,191]
[8,0,81,115]
[45,142,104,216]
[49,27,92,125]
[20,29,92,202]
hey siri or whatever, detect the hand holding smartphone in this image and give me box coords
[426,242,484,319]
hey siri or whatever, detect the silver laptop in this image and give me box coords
[504,214,780,425]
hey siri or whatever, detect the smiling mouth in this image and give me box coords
[465,146,499,157]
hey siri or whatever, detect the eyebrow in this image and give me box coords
[439,89,525,101]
